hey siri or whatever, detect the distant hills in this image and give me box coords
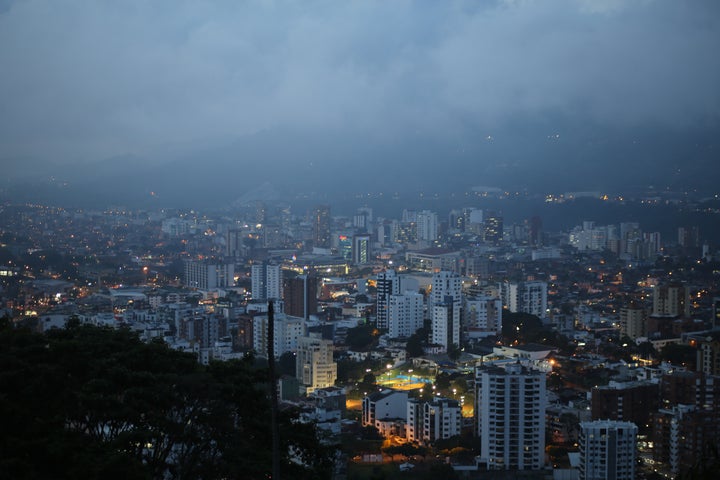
[2,118,718,210]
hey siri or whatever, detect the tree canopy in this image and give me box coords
[0,323,334,479]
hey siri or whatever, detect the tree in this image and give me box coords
[638,341,657,359]
[278,351,297,377]
[435,372,451,391]
[0,323,335,479]
[659,343,696,369]
[345,323,376,350]
[447,343,461,361]
[406,333,425,358]
[502,311,546,344]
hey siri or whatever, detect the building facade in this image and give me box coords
[296,333,337,394]
[406,397,461,444]
[252,313,304,359]
[500,281,547,319]
[387,291,424,339]
[251,262,282,300]
[283,274,318,320]
[183,260,234,290]
[475,363,546,470]
[352,234,371,265]
[578,420,637,480]
[376,270,399,330]
[431,271,462,352]
[465,295,503,338]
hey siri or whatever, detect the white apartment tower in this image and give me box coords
[251,263,282,300]
[465,295,503,338]
[376,270,399,330]
[407,397,461,444]
[296,333,337,394]
[499,281,548,319]
[416,210,439,242]
[476,363,546,470]
[388,291,424,339]
[431,271,462,351]
[578,420,637,480]
[184,260,234,290]
[252,313,305,359]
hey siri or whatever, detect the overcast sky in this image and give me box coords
[1,0,718,166]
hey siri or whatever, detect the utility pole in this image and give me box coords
[267,300,280,479]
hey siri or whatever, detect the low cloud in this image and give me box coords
[0,0,718,164]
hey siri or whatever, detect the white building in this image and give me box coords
[465,295,503,338]
[251,263,282,300]
[253,313,305,359]
[376,270,399,330]
[476,363,546,470]
[431,271,462,351]
[499,281,547,319]
[388,291,424,339]
[296,333,337,394]
[184,260,234,290]
[362,389,408,431]
[407,397,461,444]
[416,210,438,242]
[578,420,637,480]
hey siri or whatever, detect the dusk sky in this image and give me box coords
[1,0,719,192]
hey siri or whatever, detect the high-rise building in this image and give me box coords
[353,234,371,265]
[528,216,543,247]
[416,210,438,242]
[251,262,282,300]
[387,291,424,339]
[406,397,461,445]
[226,229,245,259]
[313,205,331,248]
[183,260,234,290]
[448,209,464,231]
[696,332,720,376]
[464,295,503,339]
[499,281,547,319]
[678,226,700,248]
[283,274,318,320]
[466,208,484,234]
[376,270,399,330]
[652,370,720,477]
[354,207,372,232]
[483,212,503,245]
[296,333,337,394]
[252,312,305,359]
[475,363,546,470]
[336,234,353,260]
[394,221,417,245]
[578,420,637,480]
[619,303,646,340]
[653,283,690,318]
[431,271,462,352]
[236,314,254,350]
[590,381,658,431]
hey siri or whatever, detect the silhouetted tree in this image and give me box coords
[0,323,334,479]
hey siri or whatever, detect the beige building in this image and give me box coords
[620,305,646,339]
[296,333,337,394]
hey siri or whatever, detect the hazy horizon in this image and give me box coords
[1,1,719,205]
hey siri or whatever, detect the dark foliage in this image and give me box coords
[0,323,334,480]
